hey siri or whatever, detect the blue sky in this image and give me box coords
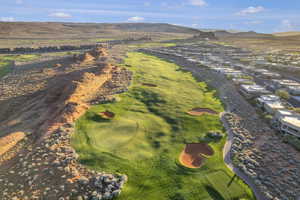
[0,0,300,33]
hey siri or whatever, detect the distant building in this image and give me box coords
[240,84,271,99]
[232,78,254,85]
[286,86,300,95]
[260,71,281,79]
[253,69,269,75]
[272,79,300,89]
[256,95,284,114]
[289,96,300,108]
[273,109,300,137]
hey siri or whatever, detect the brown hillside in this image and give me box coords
[0,45,132,199]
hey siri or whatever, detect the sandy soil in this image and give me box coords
[0,132,25,156]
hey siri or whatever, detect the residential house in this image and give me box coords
[232,78,254,85]
[240,84,271,99]
[256,95,284,114]
[273,109,300,137]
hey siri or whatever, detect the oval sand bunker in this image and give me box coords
[187,108,218,116]
[179,143,214,168]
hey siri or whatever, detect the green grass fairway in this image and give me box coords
[72,52,254,200]
[0,61,11,78]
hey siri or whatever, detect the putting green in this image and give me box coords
[72,52,254,200]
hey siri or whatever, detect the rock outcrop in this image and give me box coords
[0,45,132,199]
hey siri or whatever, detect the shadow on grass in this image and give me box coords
[169,192,186,200]
[227,174,237,187]
[86,112,111,123]
[205,185,225,200]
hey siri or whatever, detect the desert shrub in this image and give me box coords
[293,108,300,114]
[283,135,300,151]
[169,193,186,200]
[152,140,161,149]
[275,89,290,100]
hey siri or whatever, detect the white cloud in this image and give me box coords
[161,2,184,9]
[16,0,23,4]
[49,12,72,18]
[237,6,265,16]
[127,16,144,22]
[188,0,207,7]
[281,20,293,29]
[192,23,199,27]
[0,17,15,22]
[276,19,296,32]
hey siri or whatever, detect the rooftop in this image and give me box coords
[277,109,294,116]
[264,101,285,110]
[258,95,280,101]
[273,79,300,87]
[241,84,269,93]
[281,115,300,128]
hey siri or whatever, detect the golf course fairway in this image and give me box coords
[72,52,254,200]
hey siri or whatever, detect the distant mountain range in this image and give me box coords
[0,21,298,40]
[0,22,204,39]
[213,30,273,38]
[273,31,300,37]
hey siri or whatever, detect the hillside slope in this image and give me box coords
[0,22,203,39]
[273,31,300,37]
[214,30,274,39]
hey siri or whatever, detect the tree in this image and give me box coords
[275,89,290,100]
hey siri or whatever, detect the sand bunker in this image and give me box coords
[142,83,157,87]
[99,111,115,119]
[179,143,214,168]
[187,108,218,116]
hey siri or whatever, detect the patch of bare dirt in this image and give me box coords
[0,132,25,156]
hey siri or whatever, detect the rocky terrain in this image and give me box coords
[144,48,300,200]
[0,46,132,199]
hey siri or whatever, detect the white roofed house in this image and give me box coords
[232,78,254,85]
[256,95,283,112]
[273,109,300,137]
[240,84,271,99]
[253,68,269,75]
[272,79,300,90]
[260,71,281,79]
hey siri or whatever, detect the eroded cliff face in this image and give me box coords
[0,46,131,200]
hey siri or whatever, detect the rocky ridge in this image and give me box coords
[0,45,132,199]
